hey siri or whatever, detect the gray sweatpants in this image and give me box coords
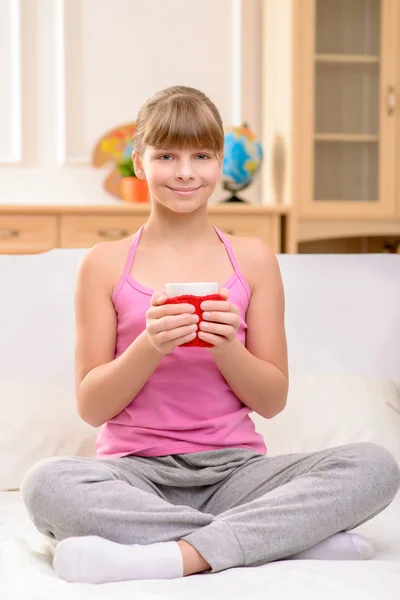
[21,442,400,573]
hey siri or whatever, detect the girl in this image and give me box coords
[21,86,400,584]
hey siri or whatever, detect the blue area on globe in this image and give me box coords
[223,126,263,191]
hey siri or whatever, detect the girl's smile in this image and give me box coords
[166,185,203,196]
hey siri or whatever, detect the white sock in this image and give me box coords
[288,532,374,561]
[53,536,184,584]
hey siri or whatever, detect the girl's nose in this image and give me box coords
[175,160,195,180]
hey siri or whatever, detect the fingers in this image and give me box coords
[201,311,239,326]
[150,291,167,306]
[150,312,199,335]
[200,301,238,315]
[149,297,196,318]
[157,323,198,343]
[198,330,231,347]
[146,287,239,354]
[199,321,236,336]
[197,331,221,346]
[199,319,239,337]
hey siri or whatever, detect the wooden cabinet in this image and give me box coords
[0,215,57,254]
[262,0,400,252]
[0,204,294,254]
[205,212,282,252]
[294,0,399,220]
[60,215,146,248]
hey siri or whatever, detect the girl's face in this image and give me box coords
[133,146,223,212]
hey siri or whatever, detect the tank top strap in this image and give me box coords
[212,225,251,298]
[112,225,144,304]
[122,225,144,279]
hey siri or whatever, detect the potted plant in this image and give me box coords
[116,155,148,203]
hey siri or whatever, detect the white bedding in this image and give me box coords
[1,490,399,600]
[1,253,399,598]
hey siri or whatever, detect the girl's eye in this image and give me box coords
[196,154,209,160]
[159,154,173,161]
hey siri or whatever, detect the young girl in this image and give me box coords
[21,86,400,584]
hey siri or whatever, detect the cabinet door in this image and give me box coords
[210,214,280,251]
[60,215,146,248]
[295,0,398,218]
[0,216,57,254]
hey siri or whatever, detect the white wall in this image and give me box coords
[0,0,264,205]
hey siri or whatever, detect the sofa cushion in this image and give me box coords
[251,373,400,464]
[0,378,99,491]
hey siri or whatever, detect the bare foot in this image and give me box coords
[177,540,211,576]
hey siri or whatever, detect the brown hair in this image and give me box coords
[134,86,224,158]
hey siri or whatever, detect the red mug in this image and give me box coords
[164,283,223,348]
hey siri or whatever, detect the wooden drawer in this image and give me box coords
[210,214,280,251]
[0,215,57,254]
[60,215,147,248]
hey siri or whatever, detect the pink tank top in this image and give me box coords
[95,225,267,458]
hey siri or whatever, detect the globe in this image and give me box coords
[222,124,263,202]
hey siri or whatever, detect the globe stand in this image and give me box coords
[221,180,250,203]
[222,193,249,203]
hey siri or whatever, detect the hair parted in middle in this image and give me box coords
[134,86,225,159]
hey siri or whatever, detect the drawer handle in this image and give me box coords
[0,228,20,239]
[98,228,129,239]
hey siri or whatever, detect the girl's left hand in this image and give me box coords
[198,288,240,350]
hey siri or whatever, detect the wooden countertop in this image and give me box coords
[0,203,291,215]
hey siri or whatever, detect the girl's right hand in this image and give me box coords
[145,292,200,355]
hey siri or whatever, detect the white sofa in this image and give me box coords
[0,250,399,600]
